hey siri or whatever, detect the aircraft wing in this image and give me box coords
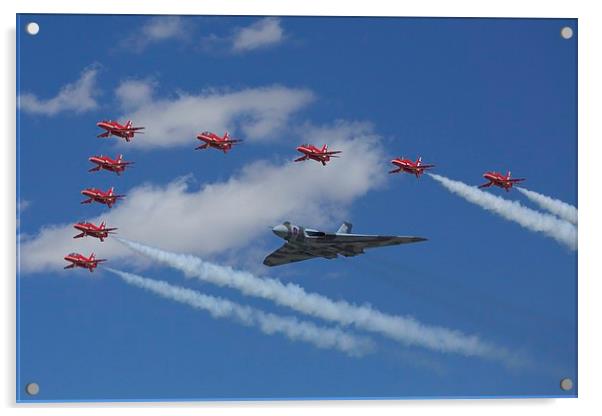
[119,127,145,131]
[263,243,339,266]
[326,233,427,249]
[264,235,426,266]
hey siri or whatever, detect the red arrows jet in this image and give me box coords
[97,120,145,142]
[81,187,125,208]
[73,221,118,242]
[88,154,134,176]
[64,252,107,272]
[294,144,342,166]
[389,156,435,178]
[195,131,242,153]
[479,171,526,192]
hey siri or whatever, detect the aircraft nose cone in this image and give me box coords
[272,224,289,238]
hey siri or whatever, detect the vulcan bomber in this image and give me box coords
[263,221,427,266]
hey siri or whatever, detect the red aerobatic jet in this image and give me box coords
[88,154,134,176]
[97,120,145,142]
[294,144,342,166]
[81,187,125,208]
[389,156,435,178]
[479,171,526,192]
[63,252,107,272]
[73,221,118,242]
[195,131,242,153]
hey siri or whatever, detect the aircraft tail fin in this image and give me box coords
[224,131,230,140]
[100,221,105,229]
[337,222,353,234]
[321,144,328,153]
[417,156,422,165]
[108,187,114,196]
[125,120,132,129]
[90,252,95,260]
[117,154,123,162]
[507,170,511,179]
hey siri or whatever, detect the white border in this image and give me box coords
[3,1,600,415]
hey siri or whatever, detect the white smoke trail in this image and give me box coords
[106,268,374,357]
[428,174,577,251]
[516,187,578,225]
[117,239,517,365]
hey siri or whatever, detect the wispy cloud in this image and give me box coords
[19,122,386,273]
[115,78,157,111]
[117,239,518,365]
[17,200,31,229]
[429,174,577,250]
[18,66,99,116]
[108,268,374,357]
[231,18,285,52]
[201,17,286,54]
[121,16,187,52]
[115,80,313,148]
[516,187,577,225]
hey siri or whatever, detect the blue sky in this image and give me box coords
[17,15,577,401]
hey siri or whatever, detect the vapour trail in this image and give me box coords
[516,187,577,225]
[116,238,517,365]
[107,268,374,357]
[428,174,577,251]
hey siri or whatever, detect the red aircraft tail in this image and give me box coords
[125,120,132,129]
[108,187,114,196]
[224,131,230,140]
[321,144,328,153]
[117,154,123,163]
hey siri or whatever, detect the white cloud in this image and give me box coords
[200,18,285,54]
[231,18,284,52]
[17,200,31,229]
[116,80,313,148]
[18,67,99,116]
[115,78,156,111]
[19,122,386,273]
[121,16,187,52]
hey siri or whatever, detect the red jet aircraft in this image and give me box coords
[88,154,134,176]
[64,252,107,272]
[479,171,526,192]
[73,221,118,242]
[389,156,435,178]
[195,131,242,153]
[294,144,342,166]
[97,120,145,142]
[81,187,125,208]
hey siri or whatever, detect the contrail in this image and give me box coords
[428,173,577,251]
[106,268,374,357]
[516,187,578,225]
[117,239,517,365]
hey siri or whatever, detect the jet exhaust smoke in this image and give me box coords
[107,268,374,357]
[516,187,578,225]
[428,174,577,251]
[117,239,517,364]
